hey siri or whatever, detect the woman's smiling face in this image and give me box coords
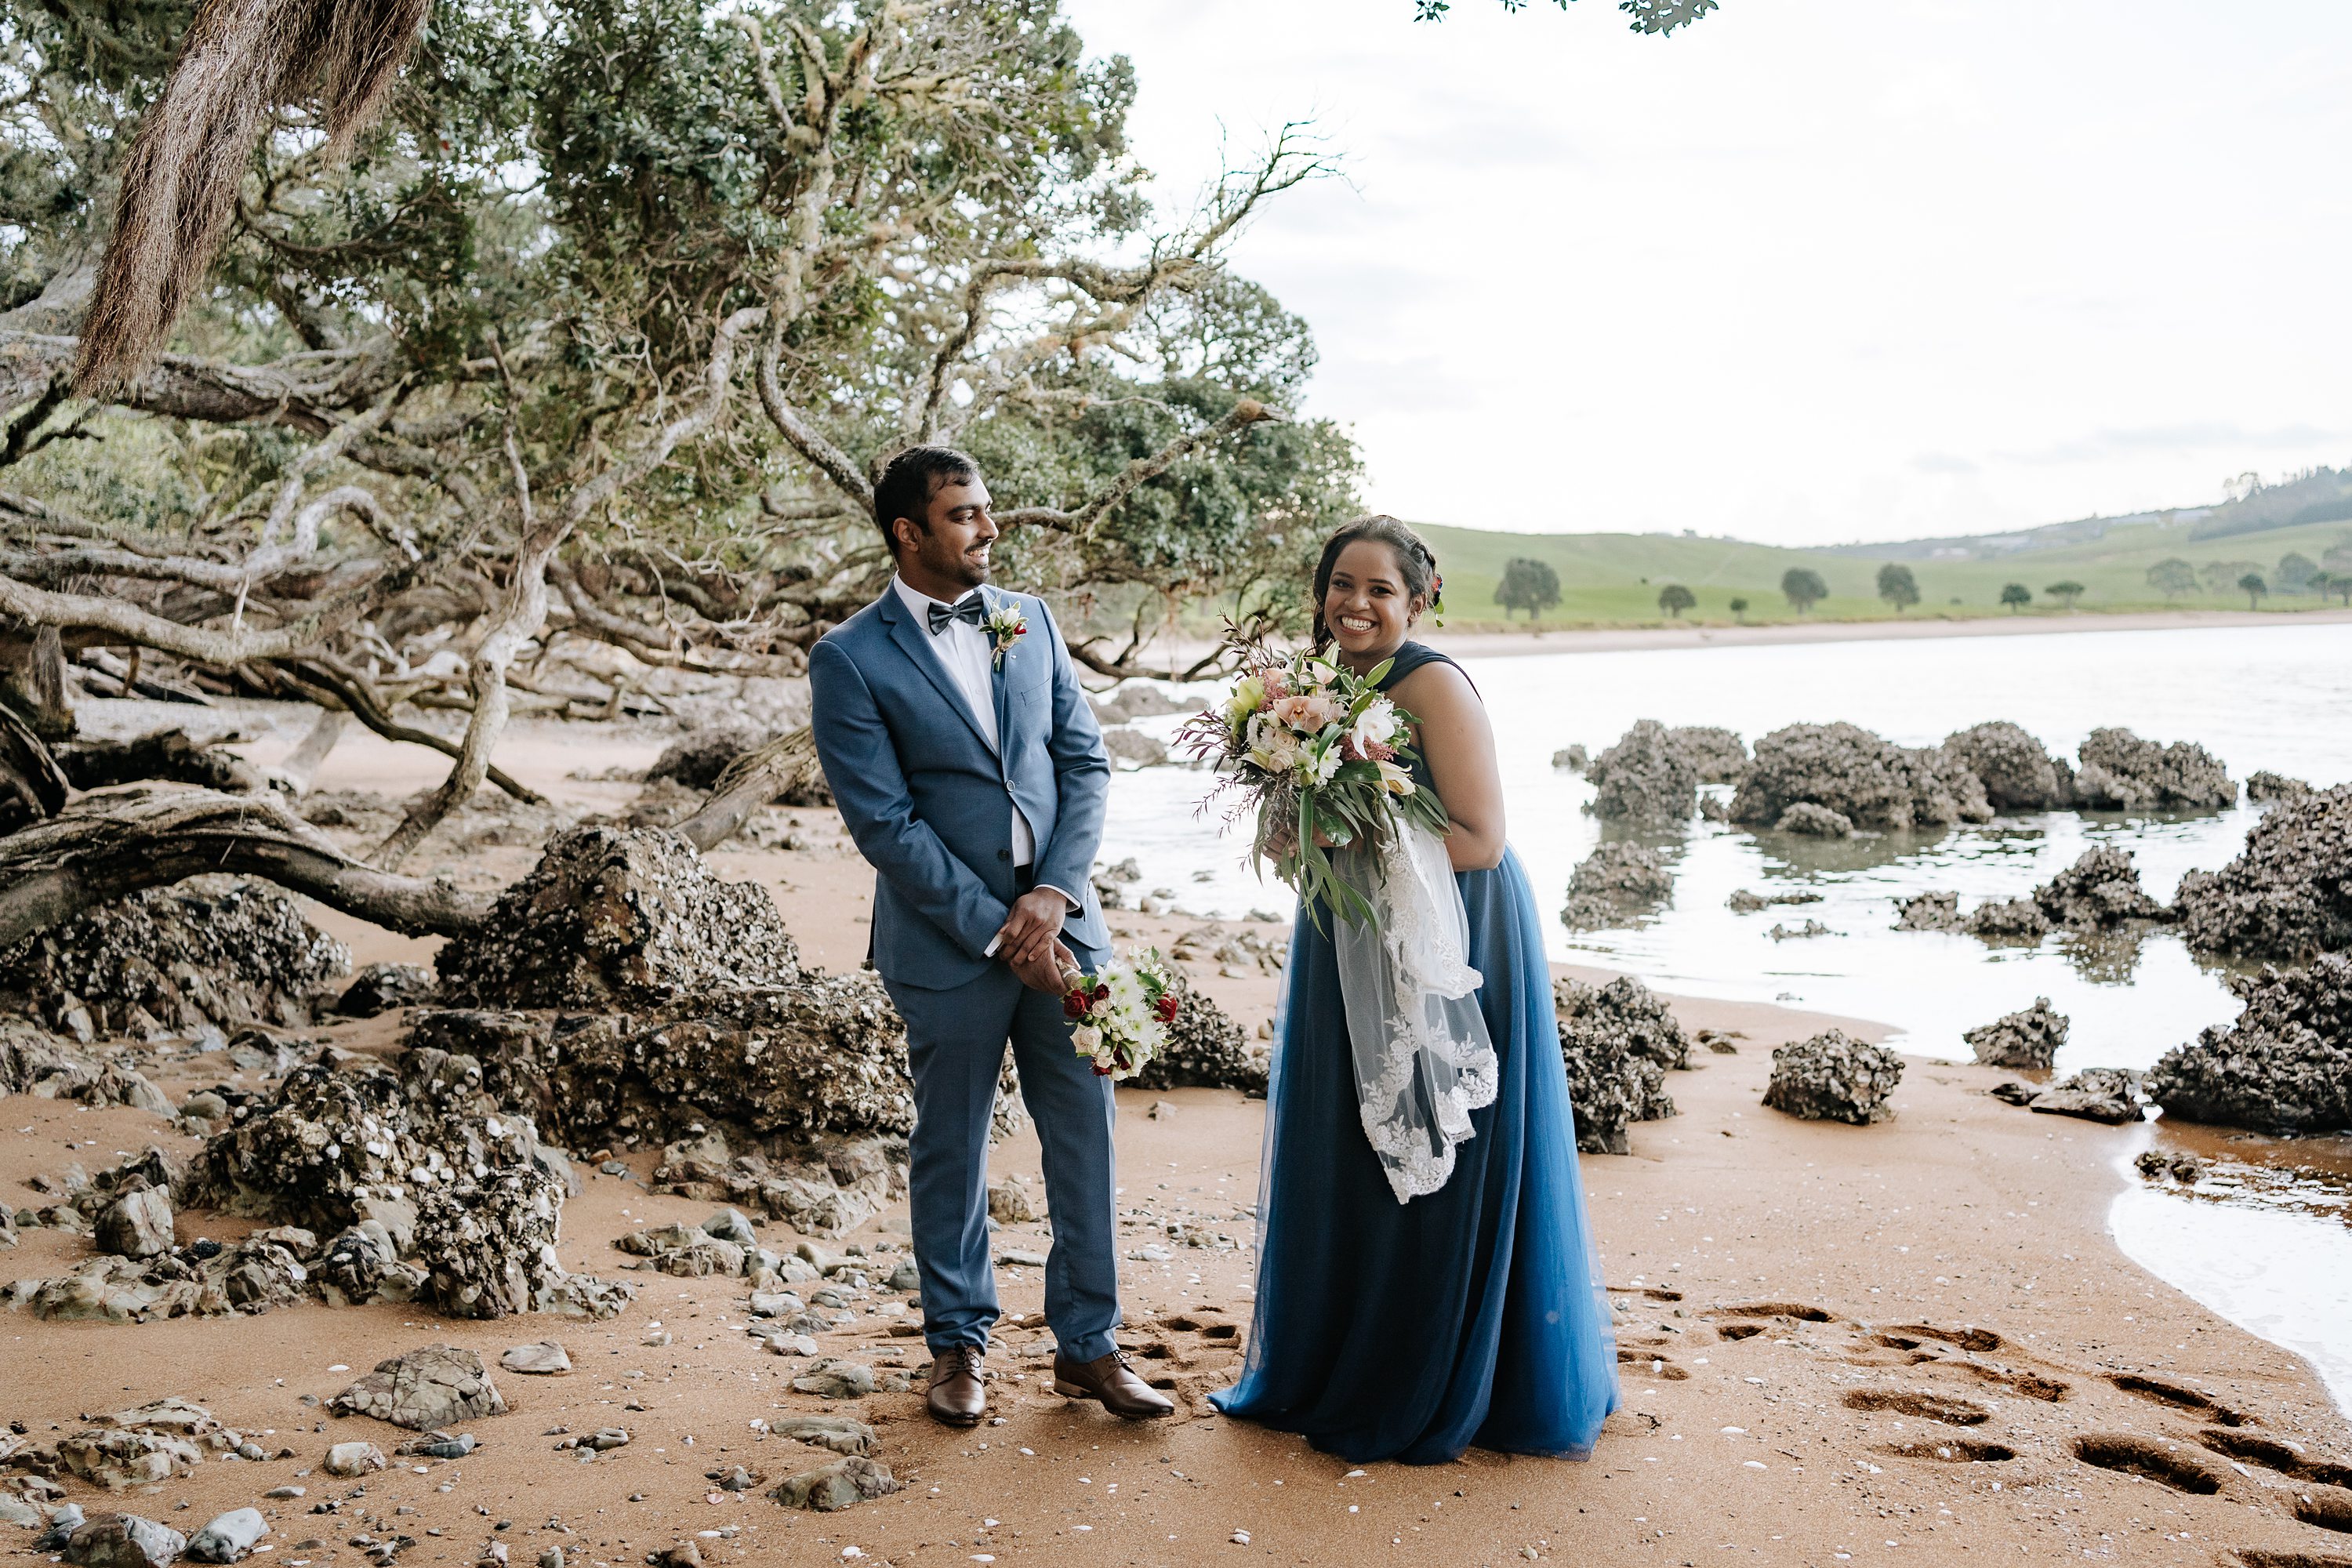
[1322,539,1419,660]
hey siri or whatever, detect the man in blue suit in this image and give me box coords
[808,445,1172,1428]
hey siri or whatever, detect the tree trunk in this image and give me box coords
[0,785,493,947]
[674,725,822,853]
[273,709,347,795]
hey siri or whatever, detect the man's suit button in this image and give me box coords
[997,848,1011,862]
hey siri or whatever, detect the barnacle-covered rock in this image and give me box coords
[2145,954,2352,1134]
[2031,845,2170,929]
[1730,724,1991,833]
[1559,842,1674,931]
[1130,973,1265,1094]
[435,827,802,1009]
[2071,728,2234,811]
[1943,721,2074,812]
[1554,975,1685,1154]
[1583,720,1698,824]
[1962,998,2068,1069]
[1762,1029,1902,1124]
[0,877,347,1038]
[2173,784,2352,963]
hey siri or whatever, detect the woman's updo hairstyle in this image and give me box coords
[1311,514,1445,648]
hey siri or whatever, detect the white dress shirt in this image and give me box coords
[891,577,1079,948]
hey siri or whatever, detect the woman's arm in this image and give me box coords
[1390,661,1506,871]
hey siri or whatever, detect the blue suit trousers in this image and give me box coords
[884,966,1121,1364]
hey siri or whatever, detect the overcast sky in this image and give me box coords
[1059,0,2352,545]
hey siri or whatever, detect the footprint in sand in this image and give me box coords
[1616,1348,1691,1381]
[2109,1371,2257,1427]
[2071,1433,2227,1495]
[2198,1429,2352,1490]
[1840,1388,1992,1425]
[2231,1551,2352,1568]
[1878,1437,2017,1464]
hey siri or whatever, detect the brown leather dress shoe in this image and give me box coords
[926,1346,988,1428]
[1052,1348,1174,1419]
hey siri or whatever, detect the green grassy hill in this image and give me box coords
[1417,514,2352,629]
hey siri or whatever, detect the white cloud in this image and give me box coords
[1061,0,2352,543]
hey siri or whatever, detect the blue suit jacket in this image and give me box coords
[808,584,1112,992]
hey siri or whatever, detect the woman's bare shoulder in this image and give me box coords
[1385,656,1483,720]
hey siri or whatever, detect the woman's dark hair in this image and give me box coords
[872,445,979,557]
[1312,514,1443,648]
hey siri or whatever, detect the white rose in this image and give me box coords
[1072,1025,1102,1052]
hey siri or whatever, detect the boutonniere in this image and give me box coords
[985,603,1028,670]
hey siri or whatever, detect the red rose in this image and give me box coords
[1091,1062,1112,1076]
[1093,982,1110,1001]
[1154,996,1180,1022]
[1063,991,1090,1018]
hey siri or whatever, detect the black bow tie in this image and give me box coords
[927,595,987,635]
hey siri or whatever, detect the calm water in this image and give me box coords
[1098,621,2352,1408]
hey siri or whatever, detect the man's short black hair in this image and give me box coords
[873,445,980,557]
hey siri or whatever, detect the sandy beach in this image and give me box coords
[9,721,2352,1568]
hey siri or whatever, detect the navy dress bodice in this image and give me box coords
[1210,641,1620,1463]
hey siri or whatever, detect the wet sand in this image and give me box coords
[9,723,2352,1566]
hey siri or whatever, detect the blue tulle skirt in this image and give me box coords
[1210,847,1619,1464]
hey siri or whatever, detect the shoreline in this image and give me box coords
[1417,604,2352,660]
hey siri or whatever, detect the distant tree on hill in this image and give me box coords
[1494,557,1563,621]
[1876,563,1921,613]
[2044,580,2085,610]
[2203,560,2261,594]
[1728,595,1750,622]
[2277,552,2318,593]
[2239,572,2269,609]
[2146,557,2198,597]
[2324,542,2352,575]
[2310,571,2350,606]
[2000,583,2032,612]
[1657,583,1696,619]
[1781,568,1828,615]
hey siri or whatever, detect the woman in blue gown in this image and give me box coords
[1210,516,1618,1465]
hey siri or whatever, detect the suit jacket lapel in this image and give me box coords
[985,587,1018,751]
[880,590,993,755]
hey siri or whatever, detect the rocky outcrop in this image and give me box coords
[1583,720,1698,824]
[1555,976,1686,1154]
[328,1346,508,1429]
[1762,1029,1902,1124]
[1772,802,1853,837]
[1551,744,1588,773]
[2025,1067,2142,1124]
[0,877,348,1039]
[1893,891,1962,931]
[645,726,828,806]
[1730,724,1991,834]
[1962,998,2067,1069]
[2173,785,2352,963]
[1559,843,1674,931]
[1667,726,1748,783]
[1727,887,1824,914]
[1963,898,2051,943]
[2245,771,2311,804]
[331,964,437,1018]
[435,827,802,1008]
[2144,955,2352,1134]
[1130,974,1266,1094]
[2031,845,2169,928]
[2071,728,2234,811]
[1942,722,2074,812]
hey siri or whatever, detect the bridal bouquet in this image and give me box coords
[1064,949,1181,1080]
[1177,633,1449,926]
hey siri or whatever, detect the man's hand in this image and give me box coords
[993,886,1071,968]
[1010,938,1078,994]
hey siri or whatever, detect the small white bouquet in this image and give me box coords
[1062,949,1181,1081]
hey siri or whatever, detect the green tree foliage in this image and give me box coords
[1494,556,1563,620]
[1727,595,1748,622]
[2239,572,2269,609]
[1875,562,1920,613]
[2043,579,2085,609]
[1655,582,1695,619]
[1780,567,1827,615]
[2276,551,2318,593]
[2203,560,2262,594]
[2146,557,2198,597]
[1411,0,1722,33]
[2000,583,2031,612]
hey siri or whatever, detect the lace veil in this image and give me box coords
[1328,820,1498,1203]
